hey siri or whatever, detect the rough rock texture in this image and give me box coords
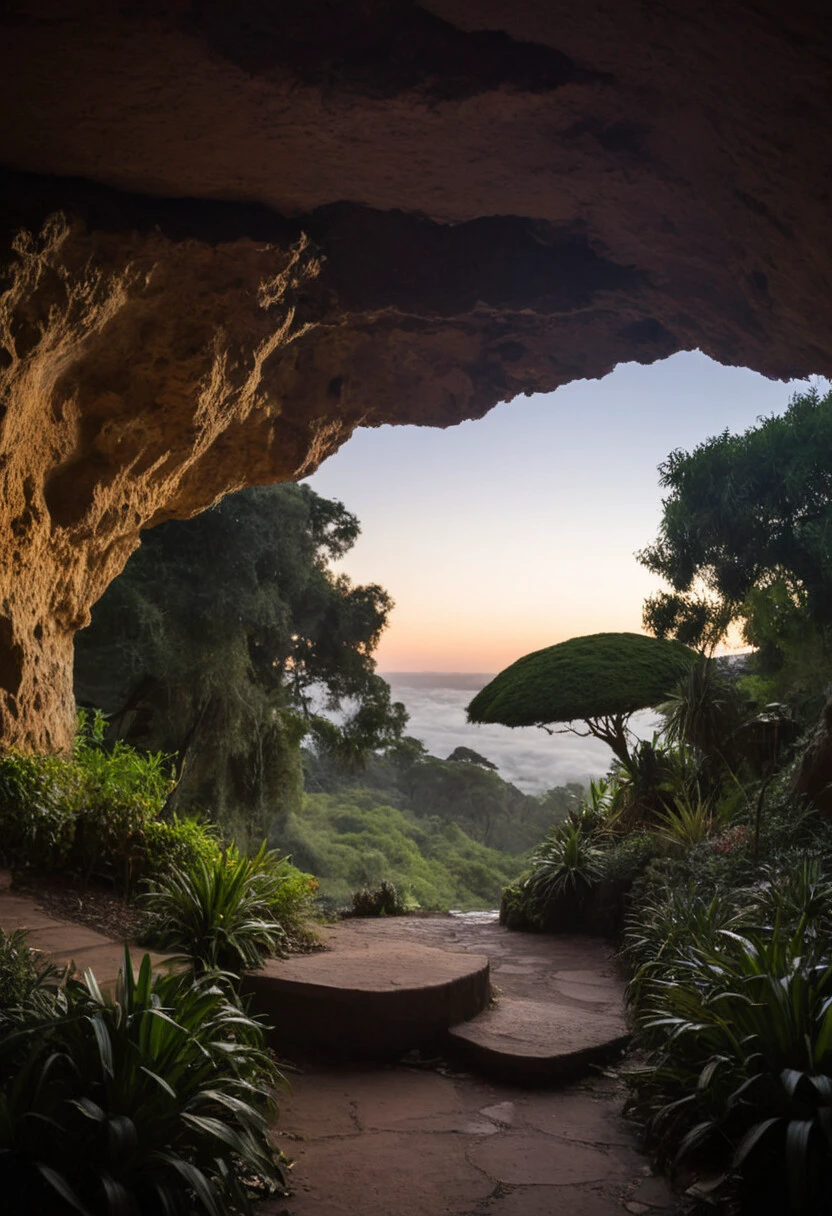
[795,695,832,816]
[1,1,831,748]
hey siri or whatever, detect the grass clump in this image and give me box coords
[0,928,60,1012]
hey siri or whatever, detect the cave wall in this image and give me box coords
[0,0,831,749]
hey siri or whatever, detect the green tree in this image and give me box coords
[639,386,832,691]
[466,632,695,764]
[74,484,405,846]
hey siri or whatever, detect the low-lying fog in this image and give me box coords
[383,672,660,795]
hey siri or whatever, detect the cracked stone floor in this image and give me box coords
[268,1061,678,1216]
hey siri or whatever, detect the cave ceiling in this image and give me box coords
[0,0,830,748]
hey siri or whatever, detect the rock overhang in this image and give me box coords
[0,0,830,748]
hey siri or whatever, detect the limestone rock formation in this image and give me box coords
[1,1,831,748]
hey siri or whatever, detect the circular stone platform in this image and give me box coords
[243,942,490,1057]
[447,995,630,1085]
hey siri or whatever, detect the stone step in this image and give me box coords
[244,941,490,1057]
[0,889,176,991]
[446,994,630,1086]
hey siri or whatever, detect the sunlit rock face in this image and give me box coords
[0,1,830,749]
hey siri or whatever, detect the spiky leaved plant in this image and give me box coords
[142,842,291,973]
[629,913,832,1215]
[0,948,287,1214]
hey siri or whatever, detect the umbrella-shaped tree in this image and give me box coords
[467,632,696,764]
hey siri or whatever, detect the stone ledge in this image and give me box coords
[243,942,490,1057]
[447,995,630,1085]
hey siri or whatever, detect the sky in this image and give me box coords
[305,350,823,673]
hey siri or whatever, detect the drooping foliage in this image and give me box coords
[0,946,287,1214]
[639,386,832,694]
[142,841,317,971]
[466,632,695,762]
[75,484,405,846]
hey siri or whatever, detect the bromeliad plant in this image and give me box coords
[142,841,294,973]
[0,947,287,1214]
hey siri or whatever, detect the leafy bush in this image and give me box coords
[0,750,78,870]
[0,929,60,1013]
[142,842,315,971]
[70,710,175,891]
[0,947,287,1214]
[622,851,832,1213]
[628,915,832,1214]
[0,710,176,895]
[500,798,662,936]
[143,813,222,878]
[655,785,720,848]
[529,821,603,903]
[349,880,407,917]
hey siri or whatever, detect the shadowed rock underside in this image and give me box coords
[0,0,831,748]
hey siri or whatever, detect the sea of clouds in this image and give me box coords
[382,672,661,795]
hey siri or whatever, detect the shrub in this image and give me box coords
[349,880,407,917]
[0,750,78,870]
[655,786,719,849]
[628,917,832,1214]
[268,863,319,946]
[0,947,287,1214]
[529,820,603,903]
[0,928,60,1013]
[0,710,176,895]
[70,710,175,892]
[142,842,311,972]
[142,814,222,878]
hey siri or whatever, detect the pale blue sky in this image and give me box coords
[306,351,824,671]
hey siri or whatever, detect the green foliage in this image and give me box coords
[75,484,406,848]
[628,912,832,1214]
[143,814,223,878]
[349,880,407,917]
[655,786,720,849]
[611,737,691,827]
[640,385,832,702]
[0,712,176,895]
[622,812,832,1213]
[467,632,696,728]
[467,632,695,764]
[500,796,663,935]
[142,842,315,972]
[0,929,59,1012]
[0,948,287,1214]
[0,749,78,870]
[529,821,603,903]
[304,743,575,857]
[278,791,524,910]
[660,657,748,765]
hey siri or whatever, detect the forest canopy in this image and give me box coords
[639,385,832,697]
[74,484,406,845]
